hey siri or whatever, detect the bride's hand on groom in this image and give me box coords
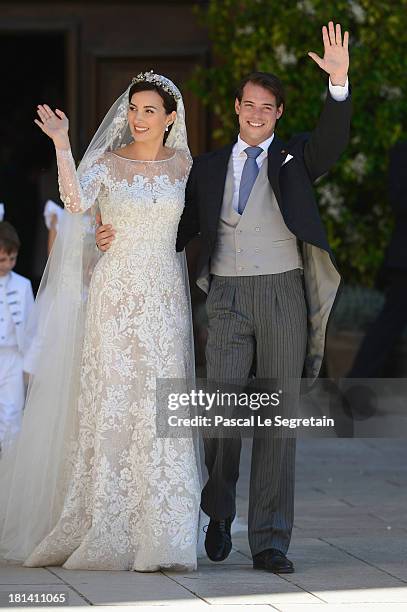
[34,104,71,150]
[308,21,349,86]
[95,212,116,251]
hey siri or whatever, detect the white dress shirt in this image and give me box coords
[0,273,18,347]
[231,77,349,212]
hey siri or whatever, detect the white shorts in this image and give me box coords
[0,346,25,443]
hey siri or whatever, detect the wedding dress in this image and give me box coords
[22,148,201,571]
[0,74,202,572]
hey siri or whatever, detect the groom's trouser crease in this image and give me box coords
[201,269,307,555]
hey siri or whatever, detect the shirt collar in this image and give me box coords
[237,133,275,157]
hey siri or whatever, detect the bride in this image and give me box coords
[0,72,202,572]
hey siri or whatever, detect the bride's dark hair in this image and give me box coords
[128,81,177,142]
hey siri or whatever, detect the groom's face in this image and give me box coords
[235,82,284,146]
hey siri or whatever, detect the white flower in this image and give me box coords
[236,25,255,36]
[380,84,402,100]
[296,0,316,15]
[274,44,297,66]
[346,226,362,244]
[347,153,368,181]
[318,183,344,221]
[349,1,366,24]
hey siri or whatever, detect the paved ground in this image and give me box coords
[1,439,406,610]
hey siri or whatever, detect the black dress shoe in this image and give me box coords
[204,517,232,562]
[253,548,294,573]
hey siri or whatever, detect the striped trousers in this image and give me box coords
[201,269,307,555]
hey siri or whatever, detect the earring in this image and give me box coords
[165,126,169,132]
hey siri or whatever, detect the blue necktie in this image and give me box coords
[238,146,263,214]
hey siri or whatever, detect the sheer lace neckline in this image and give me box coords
[110,150,177,163]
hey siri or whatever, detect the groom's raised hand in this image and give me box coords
[308,21,349,86]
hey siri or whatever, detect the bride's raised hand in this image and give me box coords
[35,104,70,149]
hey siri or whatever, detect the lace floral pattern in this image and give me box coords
[24,149,201,571]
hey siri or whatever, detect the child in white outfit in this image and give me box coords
[0,221,34,447]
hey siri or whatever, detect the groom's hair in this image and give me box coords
[235,72,285,108]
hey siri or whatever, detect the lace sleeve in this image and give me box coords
[175,148,193,181]
[56,148,107,214]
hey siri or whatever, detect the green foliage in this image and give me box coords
[189,0,407,285]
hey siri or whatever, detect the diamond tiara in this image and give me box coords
[131,70,181,102]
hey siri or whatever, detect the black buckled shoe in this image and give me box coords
[204,517,233,562]
[253,548,294,573]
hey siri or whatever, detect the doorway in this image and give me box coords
[0,31,66,289]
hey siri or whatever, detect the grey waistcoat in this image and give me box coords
[210,156,303,277]
[196,155,341,382]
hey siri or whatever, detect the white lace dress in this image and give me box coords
[23,148,201,572]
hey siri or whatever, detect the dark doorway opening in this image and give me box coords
[0,31,66,290]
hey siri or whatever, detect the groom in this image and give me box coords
[96,21,351,573]
[177,21,350,573]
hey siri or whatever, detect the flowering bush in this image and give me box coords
[190,0,407,285]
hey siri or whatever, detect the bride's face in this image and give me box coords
[128,90,176,144]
